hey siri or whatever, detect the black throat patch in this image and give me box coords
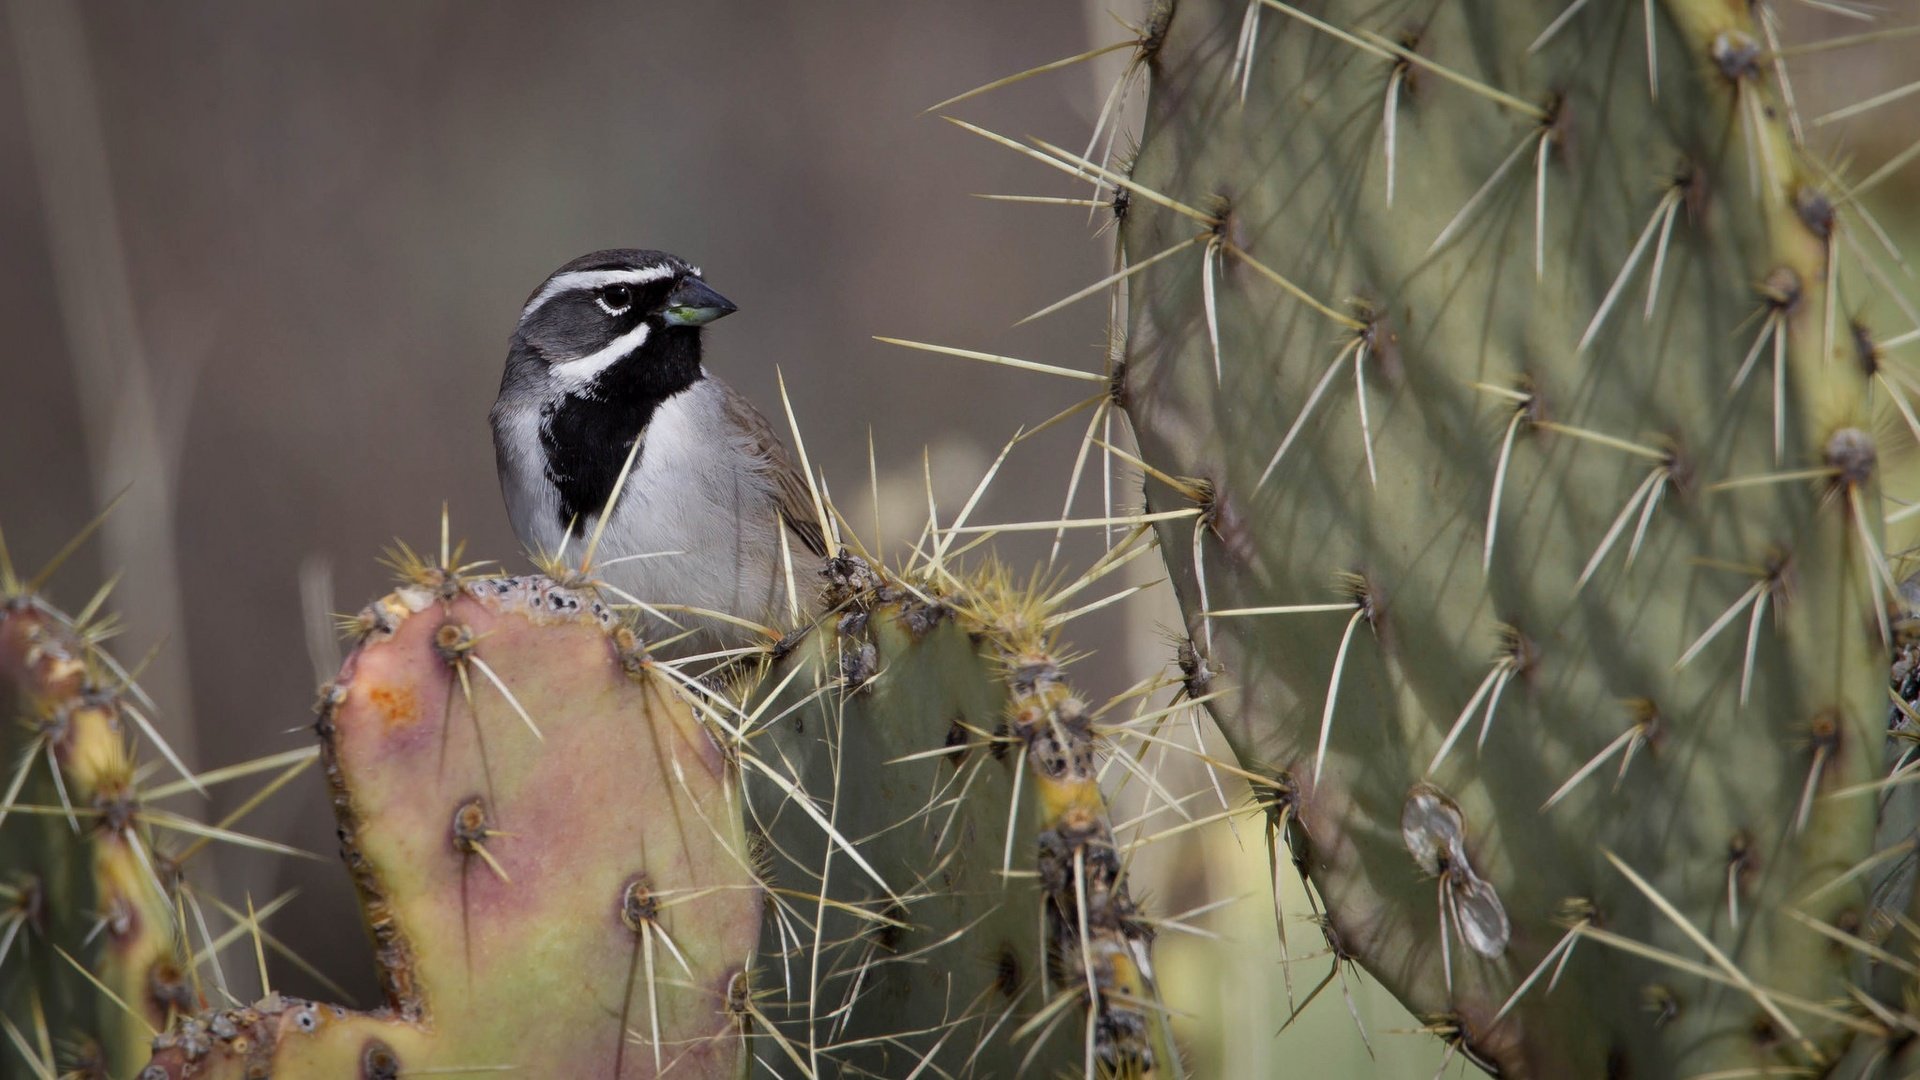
[539,325,704,529]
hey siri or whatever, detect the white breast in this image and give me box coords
[505,377,788,650]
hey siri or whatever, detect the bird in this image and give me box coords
[490,248,827,655]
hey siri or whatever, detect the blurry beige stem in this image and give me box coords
[12,0,198,769]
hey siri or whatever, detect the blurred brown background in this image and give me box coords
[2,1,1916,1071]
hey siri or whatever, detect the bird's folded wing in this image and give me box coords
[720,382,830,558]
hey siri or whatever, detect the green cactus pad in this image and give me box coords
[737,554,1176,1077]
[1115,0,1894,1074]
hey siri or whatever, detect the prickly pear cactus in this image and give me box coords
[1113,0,1903,1074]
[104,512,1176,1080]
[143,573,762,1079]
[2,577,191,1077]
[26,5,1909,1075]
[739,553,1174,1077]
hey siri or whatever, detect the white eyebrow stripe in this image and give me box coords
[548,321,651,394]
[520,266,678,320]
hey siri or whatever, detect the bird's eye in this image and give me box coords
[595,284,633,315]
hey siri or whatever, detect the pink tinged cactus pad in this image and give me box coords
[143,576,760,1079]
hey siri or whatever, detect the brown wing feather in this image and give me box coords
[719,382,830,558]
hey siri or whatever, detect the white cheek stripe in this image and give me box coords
[550,321,651,394]
[521,266,678,320]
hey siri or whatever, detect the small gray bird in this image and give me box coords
[490,249,826,652]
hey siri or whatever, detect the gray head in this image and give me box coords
[500,248,737,402]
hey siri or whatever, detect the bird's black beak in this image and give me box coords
[661,276,738,327]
